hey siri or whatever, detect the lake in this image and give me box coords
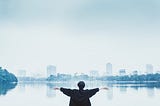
[0,81,160,106]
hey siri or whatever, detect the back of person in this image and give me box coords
[70,89,91,106]
[60,87,99,106]
[55,81,108,106]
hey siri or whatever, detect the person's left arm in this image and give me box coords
[100,87,109,90]
[88,88,99,98]
[54,87,73,97]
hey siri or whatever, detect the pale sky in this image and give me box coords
[0,0,160,76]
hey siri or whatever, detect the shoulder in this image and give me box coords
[72,89,79,92]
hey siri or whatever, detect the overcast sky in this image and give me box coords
[0,0,160,76]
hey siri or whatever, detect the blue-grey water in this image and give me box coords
[0,81,160,106]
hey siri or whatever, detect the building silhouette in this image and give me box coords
[146,64,153,74]
[106,63,112,76]
[47,65,56,77]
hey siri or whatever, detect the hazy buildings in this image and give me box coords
[132,70,138,75]
[146,64,153,74]
[47,65,56,77]
[119,69,126,76]
[18,70,26,77]
[156,71,160,74]
[89,70,99,77]
[106,63,112,76]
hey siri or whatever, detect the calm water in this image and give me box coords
[1,81,160,106]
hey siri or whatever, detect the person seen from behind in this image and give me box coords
[54,81,109,106]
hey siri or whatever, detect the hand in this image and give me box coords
[100,87,109,90]
[54,87,60,90]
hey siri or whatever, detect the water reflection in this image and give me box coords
[1,81,160,106]
[147,88,155,98]
[119,86,127,93]
[106,87,113,100]
[0,82,17,95]
[14,81,160,99]
[18,83,26,92]
[46,83,56,97]
[130,86,139,90]
[44,81,160,99]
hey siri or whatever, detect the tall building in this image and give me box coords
[47,65,56,77]
[146,64,153,74]
[106,63,112,76]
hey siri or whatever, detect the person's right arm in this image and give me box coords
[100,87,109,90]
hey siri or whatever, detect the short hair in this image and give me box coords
[77,81,85,90]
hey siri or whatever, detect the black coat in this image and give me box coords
[60,87,99,106]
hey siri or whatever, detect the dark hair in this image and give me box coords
[77,81,85,90]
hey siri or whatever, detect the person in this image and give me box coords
[54,81,109,106]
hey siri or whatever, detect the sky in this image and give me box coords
[0,0,160,76]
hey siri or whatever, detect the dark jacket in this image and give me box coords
[60,87,99,106]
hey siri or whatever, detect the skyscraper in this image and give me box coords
[47,65,56,77]
[146,64,153,74]
[106,63,112,76]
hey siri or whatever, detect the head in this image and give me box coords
[77,81,85,90]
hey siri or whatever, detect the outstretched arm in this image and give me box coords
[54,87,60,90]
[100,87,109,90]
[88,88,99,97]
[54,87,72,97]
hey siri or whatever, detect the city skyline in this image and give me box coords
[0,0,160,75]
[14,63,160,77]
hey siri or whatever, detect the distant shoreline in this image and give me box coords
[17,80,160,84]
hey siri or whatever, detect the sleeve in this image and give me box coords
[88,88,99,98]
[60,87,73,97]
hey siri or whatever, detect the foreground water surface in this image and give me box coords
[0,81,160,106]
